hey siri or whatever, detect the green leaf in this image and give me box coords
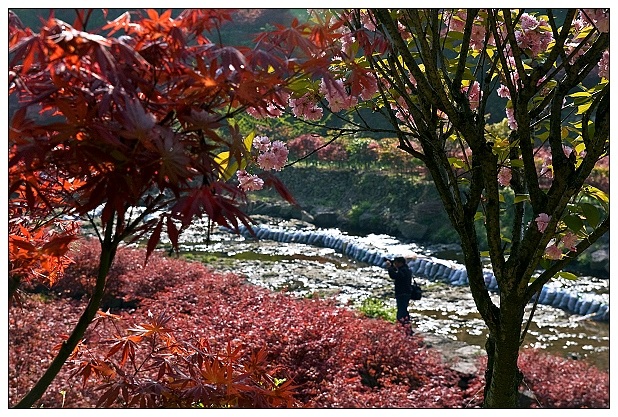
[577,102,592,115]
[474,211,484,221]
[574,142,586,155]
[514,194,529,204]
[448,157,465,169]
[562,214,584,233]
[510,159,524,168]
[582,185,609,210]
[580,202,600,228]
[214,151,239,181]
[244,130,256,152]
[556,271,578,281]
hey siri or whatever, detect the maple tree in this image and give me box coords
[8,8,299,407]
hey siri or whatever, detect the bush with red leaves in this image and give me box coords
[517,350,610,408]
[8,239,609,408]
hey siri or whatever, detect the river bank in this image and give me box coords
[248,166,609,278]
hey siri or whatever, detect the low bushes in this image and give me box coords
[8,239,609,408]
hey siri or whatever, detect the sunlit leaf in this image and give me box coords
[555,271,578,281]
[514,194,529,204]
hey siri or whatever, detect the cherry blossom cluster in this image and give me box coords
[566,10,609,76]
[515,13,553,58]
[319,79,358,113]
[580,9,609,33]
[246,91,289,119]
[289,93,323,120]
[545,230,579,260]
[497,166,512,186]
[598,49,609,80]
[535,212,580,260]
[462,81,482,111]
[235,135,289,192]
[442,10,490,51]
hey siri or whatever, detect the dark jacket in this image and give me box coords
[388,263,412,295]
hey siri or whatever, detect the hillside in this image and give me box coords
[249,166,609,278]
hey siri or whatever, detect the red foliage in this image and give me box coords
[9,8,302,280]
[9,239,609,408]
[287,134,327,162]
[517,350,610,408]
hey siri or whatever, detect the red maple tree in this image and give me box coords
[8,8,319,407]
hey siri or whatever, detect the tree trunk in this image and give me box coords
[483,300,525,408]
[13,237,117,408]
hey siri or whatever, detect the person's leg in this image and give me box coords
[395,294,410,323]
[396,294,413,335]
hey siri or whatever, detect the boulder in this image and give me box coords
[312,211,340,228]
[589,249,609,275]
[397,220,429,240]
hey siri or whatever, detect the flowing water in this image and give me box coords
[170,216,610,371]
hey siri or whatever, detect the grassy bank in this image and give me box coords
[255,166,459,243]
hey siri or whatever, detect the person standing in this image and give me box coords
[386,256,413,332]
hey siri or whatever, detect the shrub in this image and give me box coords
[517,350,610,408]
[358,297,397,323]
[9,240,609,408]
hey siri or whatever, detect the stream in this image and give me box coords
[165,215,609,371]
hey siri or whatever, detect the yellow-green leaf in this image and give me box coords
[556,271,578,281]
[514,194,530,204]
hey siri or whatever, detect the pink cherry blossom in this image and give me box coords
[442,10,467,34]
[253,135,271,152]
[462,81,482,110]
[257,140,288,171]
[520,13,540,31]
[289,94,323,121]
[580,9,609,33]
[360,10,376,31]
[545,244,562,260]
[270,140,289,160]
[469,20,488,50]
[598,49,609,80]
[563,145,573,158]
[561,232,578,252]
[506,107,518,130]
[535,213,551,233]
[497,84,511,99]
[320,79,357,113]
[514,13,553,58]
[257,152,280,171]
[498,167,511,186]
[236,170,264,191]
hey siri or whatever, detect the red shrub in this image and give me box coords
[517,350,609,408]
[287,134,325,162]
[8,241,609,408]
